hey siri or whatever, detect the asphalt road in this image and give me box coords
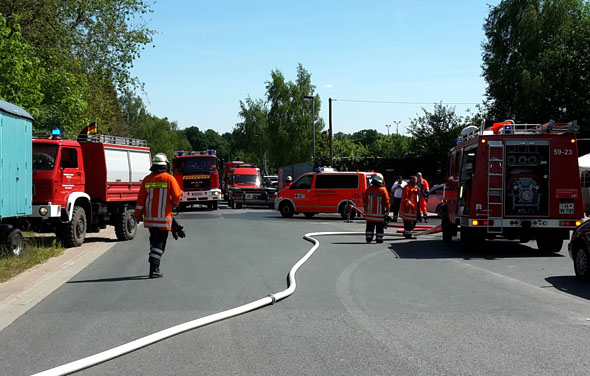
[1,205,589,375]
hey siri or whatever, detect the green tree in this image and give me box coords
[408,103,464,161]
[482,0,590,136]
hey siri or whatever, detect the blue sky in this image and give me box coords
[132,0,499,135]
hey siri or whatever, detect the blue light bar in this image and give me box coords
[51,128,61,136]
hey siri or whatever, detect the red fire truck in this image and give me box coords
[227,164,276,209]
[31,131,151,247]
[172,150,221,210]
[222,160,244,200]
[441,120,584,252]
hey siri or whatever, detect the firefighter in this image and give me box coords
[363,173,390,243]
[134,153,183,278]
[400,175,420,239]
[416,172,430,222]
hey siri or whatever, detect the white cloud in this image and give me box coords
[324,83,333,89]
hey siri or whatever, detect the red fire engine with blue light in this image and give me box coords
[172,150,221,210]
[441,120,584,252]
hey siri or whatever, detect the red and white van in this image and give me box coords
[275,170,378,219]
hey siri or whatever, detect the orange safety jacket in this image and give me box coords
[363,185,390,223]
[400,184,420,222]
[134,172,182,230]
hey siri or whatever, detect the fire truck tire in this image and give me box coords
[536,237,563,253]
[573,244,590,280]
[59,206,87,248]
[178,203,188,212]
[212,201,219,210]
[236,203,243,209]
[4,229,24,257]
[442,221,454,243]
[304,212,316,218]
[115,210,137,241]
[279,202,295,218]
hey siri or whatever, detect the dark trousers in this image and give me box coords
[366,222,385,243]
[391,197,401,219]
[149,227,169,266]
[403,220,416,238]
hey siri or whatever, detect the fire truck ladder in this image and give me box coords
[487,141,504,234]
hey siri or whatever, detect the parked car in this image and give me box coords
[426,184,445,217]
[568,220,590,280]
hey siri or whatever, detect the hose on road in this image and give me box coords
[33,227,439,375]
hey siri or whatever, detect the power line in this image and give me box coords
[332,99,479,105]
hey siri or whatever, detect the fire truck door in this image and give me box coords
[58,147,84,197]
[457,147,477,215]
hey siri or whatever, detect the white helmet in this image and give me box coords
[372,173,384,185]
[286,176,293,182]
[152,153,169,166]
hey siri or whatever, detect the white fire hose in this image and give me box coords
[33,226,439,375]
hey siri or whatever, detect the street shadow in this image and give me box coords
[67,275,149,283]
[389,239,565,260]
[545,276,590,300]
[83,237,118,244]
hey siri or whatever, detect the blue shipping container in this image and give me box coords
[0,100,33,219]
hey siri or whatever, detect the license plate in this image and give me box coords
[559,203,574,214]
[246,193,256,199]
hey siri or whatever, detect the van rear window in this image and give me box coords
[315,174,358,189]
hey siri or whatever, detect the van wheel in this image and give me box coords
[573,244,590,280]
[304,212,316,218]
[4,229,24,256]
[279,202,295,218]
[115,209,137,241]
[340,204,356,220]
[436,204,444,218]
[59,206,87,248]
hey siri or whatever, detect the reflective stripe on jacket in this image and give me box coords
[134,172,182,230]
[363,185,390,223]
[400,184,419,222]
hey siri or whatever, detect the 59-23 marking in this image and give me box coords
[553,148,573,156]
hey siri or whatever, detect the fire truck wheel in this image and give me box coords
[212,201,219,210]
[236,202,243,209]
[279,202,295,218]
[573,244,590,280]
[59,206,86,248]
[442,221,454,243]
[229,200,235,209]
[536,237,563,253]
[178,203,187,212]
[4,229,24,257]
[115,210,137,241]
[304,212,316,218]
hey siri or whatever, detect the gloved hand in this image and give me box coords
[171,218,186,240]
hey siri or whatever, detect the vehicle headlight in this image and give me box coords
[39,206,48,216]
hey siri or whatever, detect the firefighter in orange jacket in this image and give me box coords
[362,174,390,243]
[416,172,430,222]
[400,175,420,239]
[134,153,183,278]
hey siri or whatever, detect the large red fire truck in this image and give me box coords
[441,120,584,252]
[172,150,221,210]
[32,131,151,247]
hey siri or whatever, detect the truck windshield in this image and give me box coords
[234,174,260,186]
[174,156,218,174]
[33,144,58,171]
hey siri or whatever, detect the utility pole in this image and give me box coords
[329,97,333,166]
[303,96,316,163]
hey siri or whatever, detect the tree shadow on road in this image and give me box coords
[544,276,590,300]
[66,275,149,283]
[389,238,565,260]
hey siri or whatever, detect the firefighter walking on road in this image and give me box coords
[400,175,420,239]
[134,153,183,278]
[363,174,390,243]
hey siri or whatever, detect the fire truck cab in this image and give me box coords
[172,150,221,210]
[441,120,583,253]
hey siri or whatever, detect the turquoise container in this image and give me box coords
[0,100,33,219]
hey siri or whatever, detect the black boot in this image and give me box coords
[149,263,163,278]
[423,213,428,223]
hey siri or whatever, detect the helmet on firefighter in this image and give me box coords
[286,176,293,182]
[152,153,169,166]
[371,173,384,186]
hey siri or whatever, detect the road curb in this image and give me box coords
[0,228,118,332]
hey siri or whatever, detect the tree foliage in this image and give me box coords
[482,0,590,135]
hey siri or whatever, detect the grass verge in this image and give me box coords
[0,237,63,283]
